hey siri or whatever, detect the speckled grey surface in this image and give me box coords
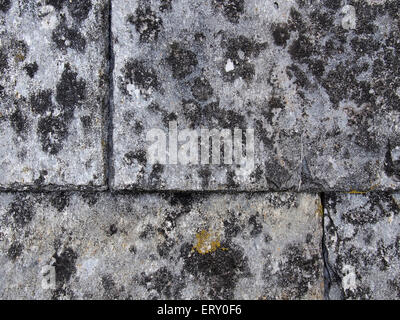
[0,0,400,301]
[0,0,109,190]
[0,192,323,299]
[324,192,400,299]
[112,0,400,191]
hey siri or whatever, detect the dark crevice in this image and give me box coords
[106,0,115,190]
[320,192,331,299]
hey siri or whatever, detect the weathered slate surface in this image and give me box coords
[0,0,109,190]
[111,0,400,191]
[0,192,323,299]
[324,192,400,299]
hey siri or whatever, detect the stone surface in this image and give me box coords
[324,192,400,299]
[111,0,400,191]
[0,192,323,299]
[0,0,109,190]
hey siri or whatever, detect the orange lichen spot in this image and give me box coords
[192,230,227,254]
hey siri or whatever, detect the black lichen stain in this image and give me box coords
[222,35,267,82]
[81,192,99,206]
[148,163,164,187]
[56,64,86,109]
[35,64,86,155]
[384,142,400,180]
[10,108,27,136]
[289,35,313,60]
[30,90,53,115]
[191,77,214,102]
[0,49,7,72]
[272,23,290,47]
[45,0,65,10]
[124,150,147,166]
[128,6,163,43]
[264,244,321,299]
[101,274,121,299]
[24,62,38,78]
[248,214,263,236]
[52,21,86,52]
[213,0,244,23]
[140,267,184,299]
[80,115,92,131]
[37,115,69,155]
[0,0,11,13]
[198,167,212,189]
[7,242,23,261]
[159,0,172,12]
[67,0,92,22]
[262,96,285,125]
[49,192,70,212]
[166,42,198,80]
[181,242,250,299]
[52,247,78,289]
[122,59,160,92]
[5,196,35,228]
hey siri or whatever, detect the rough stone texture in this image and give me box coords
[0,0,109,190]
[324,192,400,299]
[0,192,323,300]
[112,0,400,191]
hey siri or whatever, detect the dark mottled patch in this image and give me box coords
[213,0,244,23]
[157,238,174,257]
[0,0,11,13]
[222,35,267,82]
[34,170,48,185]
[323,0,342,11]
[0,49,7,72]
[56,63,86,110]
[7,242,23,261]
[128,7,163,43]
[159,0,172,12]
[166,42,198,80]
[4,197,33,228]
[67,0,92,22]
[262,96,285,124]
[181,242,249,299]
[124,149,147,166]
[272,23,290,47]
[10,108,27,136]
[149,163,164,187]
[248,214,263,236]
[24,62,38,78]
[139,224,154,239]
[191,77,213,101]
[52,22,86,52]
[265,244,321,299]
[80,115,92,131]
[198,167,211,189]
[384,142,400,180]
[52,247,78,287]
[49,192,70,212]
[30,90,53,115]
[37,115,69,155]
[81,192,99,206]
[289,35,313,60]
[101,274,121,299]
[140,267,183,299]
[123,59,159,92]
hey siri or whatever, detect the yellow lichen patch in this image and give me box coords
[348,190,367,194]
[192,230,227,254]
[316,199,324,217]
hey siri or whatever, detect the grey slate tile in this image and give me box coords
[0,0,109,190]
[0,192,323,299]
[324,192,400,299]
[111,0,400,191]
